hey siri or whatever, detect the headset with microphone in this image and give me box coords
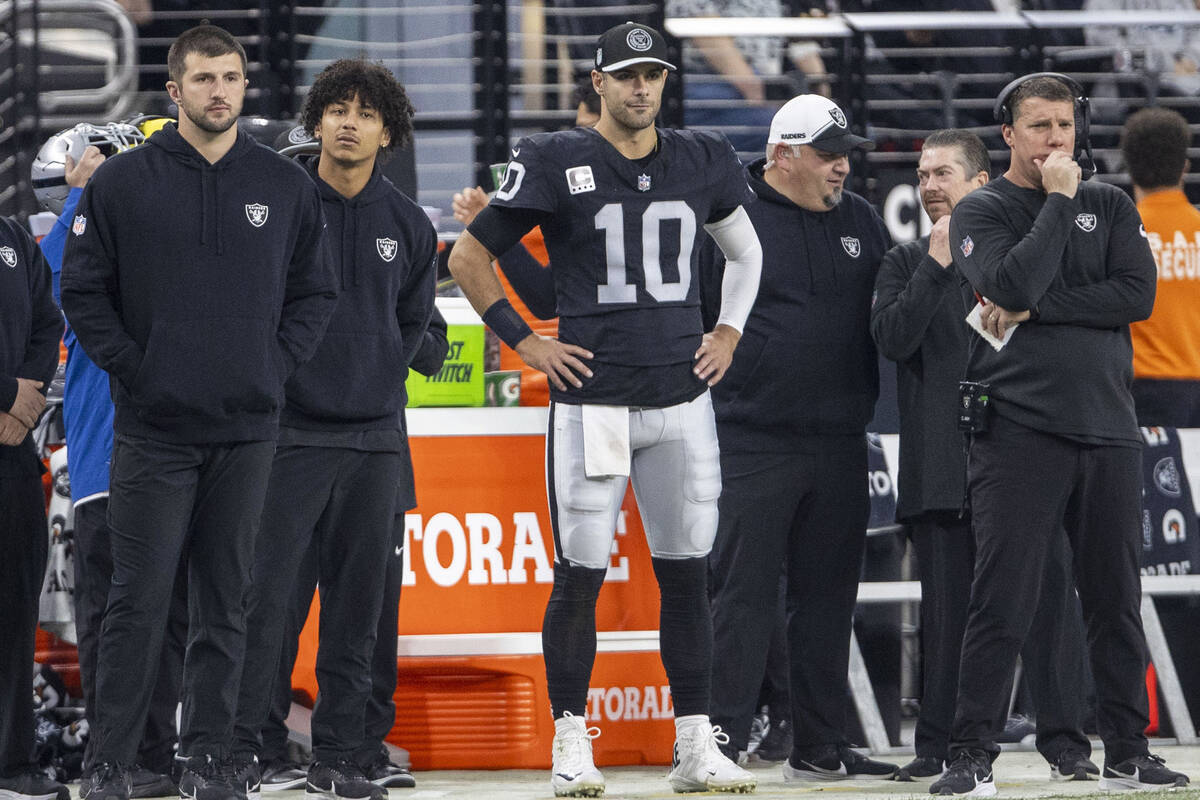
[993,71,1095,180]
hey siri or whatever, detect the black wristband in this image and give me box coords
[482,298,535,349]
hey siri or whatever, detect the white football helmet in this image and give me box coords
[32,122,144,214]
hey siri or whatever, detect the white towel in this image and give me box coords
[581,405,631,478]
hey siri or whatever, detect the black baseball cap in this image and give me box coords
[594,22,676,73]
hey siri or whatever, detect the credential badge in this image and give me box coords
[841,236,861,258]
[376,237,398,263]
[638,173,651,192]
[72,215,87,236]
[566,166,596,195]
[960,235,974,257]
[245,203,269,228]
[1075,213,1097,232]
[829,107,847,128]
[0,246,15,268]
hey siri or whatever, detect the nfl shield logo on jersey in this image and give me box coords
[840,236,860,257]
[960,235,974,257]
[637,173,651,192]
[72,215,87,235]
[0,246,15,268]
[1075,213,1097,232]
[376,237,398,262]
[245,203,269,228]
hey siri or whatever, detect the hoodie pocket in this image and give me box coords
[286,330,407,422]
[132,315,282,420]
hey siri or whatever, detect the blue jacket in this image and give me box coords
[47,188,112,503]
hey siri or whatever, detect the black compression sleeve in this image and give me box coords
[468,205,549,258]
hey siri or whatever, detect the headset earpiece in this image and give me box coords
[993,71,1094,179]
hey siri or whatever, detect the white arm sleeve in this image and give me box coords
[703,206,762,334]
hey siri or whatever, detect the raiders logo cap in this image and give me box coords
[595,22,676,73]
[767,94,874,153]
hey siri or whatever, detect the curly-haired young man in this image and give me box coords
[231,58,437,800]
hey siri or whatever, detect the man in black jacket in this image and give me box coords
[930,74,1188,796]
[0,213,68,800]
[231,58,437,800]
[699,94,897,782]
[61,25,337,800]
[871,129,1095,784]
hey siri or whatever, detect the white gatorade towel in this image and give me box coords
[581,404,631,478]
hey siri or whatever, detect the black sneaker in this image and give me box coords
[1099,753,1189,790]
[81,763,132,800]
[178,755,247,800]
[754,719,792,763]
[231,755,261,800]
[259,761,307,792]
[895,757,944,782]
[783,744,898,781]
[929,750,995,796]
[128,764,177,798]
[361,752,415,789]
[0,769,71,800]
[1050,750,1099,781]
[306,760,385,800]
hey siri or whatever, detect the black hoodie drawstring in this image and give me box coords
[199,170,209,247]
[345,200,358,287]
[213,176,223,256]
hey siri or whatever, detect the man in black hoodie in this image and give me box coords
[230,59,437,800]
[699,94,897,782]
[871,130,1096,784]
[930,74,1188,796]
[0,209,68,800]
[61,25,337,800]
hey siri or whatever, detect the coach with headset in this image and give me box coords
[929,73,1189,796]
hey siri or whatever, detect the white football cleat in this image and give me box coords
[551,712,604,798]
[667,721,757,794]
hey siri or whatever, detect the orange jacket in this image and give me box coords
[1131,189,1200,380]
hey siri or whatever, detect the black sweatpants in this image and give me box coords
[259,509,407,767]
[234,446,399,763]
[358,511,408,764]
[0,472,47,777]
[73,499,187,774]
[709,438,869,752]
[259,542,318,765]
[950,416,1149,764]
[87,436,275,766]
[911,511,1091,762]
